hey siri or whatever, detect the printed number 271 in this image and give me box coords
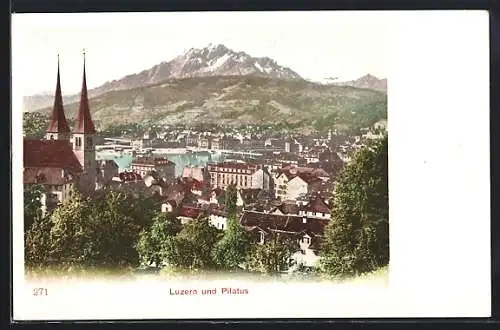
[32,288,48,296]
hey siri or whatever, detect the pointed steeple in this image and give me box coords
[46,54,70,134]
[73,49,96,134]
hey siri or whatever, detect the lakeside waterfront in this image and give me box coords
[96,149,226,176]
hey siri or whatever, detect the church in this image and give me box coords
[23,53,107,215]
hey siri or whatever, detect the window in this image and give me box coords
[302,237,311,244]
[221,223,224,230]
[75,137,82,148]
[50,135,54,140]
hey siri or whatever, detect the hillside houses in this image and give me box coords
[273,165,331,201]
[240,210,328,267]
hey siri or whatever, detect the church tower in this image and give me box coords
[72,50,98,192]
[45,54,70,141]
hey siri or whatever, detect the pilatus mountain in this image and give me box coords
[23,44,303,112]
[24,44,387,132]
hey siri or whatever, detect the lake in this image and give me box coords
[96,150,226,176]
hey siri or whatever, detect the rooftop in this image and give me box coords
[24,139,82,173]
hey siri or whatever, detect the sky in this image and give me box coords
[12,11,387,96]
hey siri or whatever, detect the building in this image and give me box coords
[285,140,303,153]
[285,174,323,201]
[274,171,293,200]
[23,142,82,216]
[182,165,208,183]
[69,53,98,194]
[130,157,176,182]
[208,208,228,230]
[186,133,199,147]
[210,138,222,150]
[210,136,238,150]
[240,211,328,268]
[273,166,329,201]
[24,53,98,214]
[207,162,271,190]
[198,136,211,149]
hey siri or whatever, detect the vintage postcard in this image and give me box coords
[12,11,490,320]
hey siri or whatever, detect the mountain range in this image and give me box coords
[23,44,305,112]
[23,44,387,132]
[332,74,387,92]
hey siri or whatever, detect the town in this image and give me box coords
[23,54,388,278]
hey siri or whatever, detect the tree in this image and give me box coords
[25,214,53,268]
[24,184,44,232]
[163,217,221,270]
[48,189,93,268]
[212,216,252,270]
[212,183,251,270]
[84,190,142,268]
[47,189,157,270]
[246,234,298,274]
[225,183,237,217]
[320,135,388,277]
[23,112,48,139]
[136,212,182,268]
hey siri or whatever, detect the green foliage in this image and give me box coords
[136,212,182,267]
[212,216,252,270]
[99,122,144,138]
[246,234,298,274]
[25,215,53,268]
[25,188,161,271]
[23,112,48,139]
[225,183,237,217]
[83,191,143,267]
[163,218,221,270]
[320,135,389,277]
[48,189,94,267]
[315,97,387,135]
[24,184,44,231]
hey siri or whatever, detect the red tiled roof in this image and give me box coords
[24,167,76,185]
[73,57,96,134]
[240,211,328,236]
[118,171,142,182]
[296,173,323,185]
[179,206,203,218]
[301,198,331,214]
[24,140,82,173]
[46,60,70,134]
[276,203,299,215]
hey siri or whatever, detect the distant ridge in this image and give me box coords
[23,43,303,112]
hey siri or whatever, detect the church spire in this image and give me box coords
[73,49,96,134]
[46,54,70,134]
